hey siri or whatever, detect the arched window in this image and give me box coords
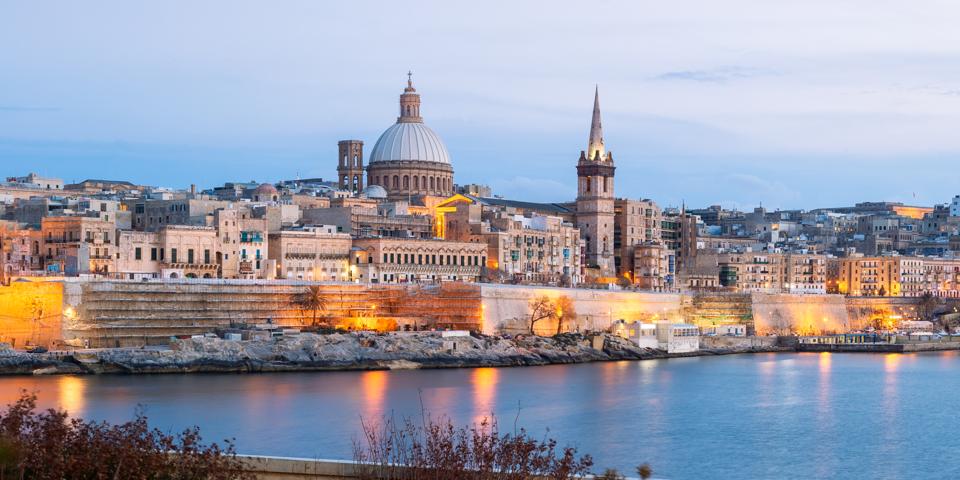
[421,176,427,191]
[403,176,409,189]
[393,175,399,189]
[430,177,435,190]
[585,176,592,193]
[414,176,419,189]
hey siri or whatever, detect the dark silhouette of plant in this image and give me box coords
[528,296,554,335]
[353,414,594,479]
[637,462,653,479]
[296,285,329,327]
[918,291,941,322]
[0,391,250,479]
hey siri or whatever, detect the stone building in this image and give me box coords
[614,198,663,279]
[366,74,454,200]
[717,252,827,294]
[830,256,960,298]
[443,201,582,285]
[41,216,117,275]
[302,200,434,239]
[0,222,44,278]
[268,226,353,281]
[575,88,616,278]
[351,237,486,284]
[632,242,675,291]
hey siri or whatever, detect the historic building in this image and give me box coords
[350,237,486,284]
[575,88,616,278]
[267,226,352,281]
[337,140,364,194]
[366,74,454,200]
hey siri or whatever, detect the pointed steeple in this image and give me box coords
[587,86,605,161]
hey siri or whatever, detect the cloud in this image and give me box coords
[650,66,776,84]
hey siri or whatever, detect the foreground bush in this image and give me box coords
[0,391,249,479]
[353,415,595,480]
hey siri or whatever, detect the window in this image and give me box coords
[204,249,211,264]
[135,247,142,260]
[170,248,177,263]
[151,248,157,261]
[187,249,194,264]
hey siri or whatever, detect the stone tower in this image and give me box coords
[576,87,616,277]
[338,139,364,193]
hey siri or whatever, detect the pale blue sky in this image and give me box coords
[2,1,960,209]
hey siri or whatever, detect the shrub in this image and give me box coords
[353,415,594,479]
[0,390,250,479]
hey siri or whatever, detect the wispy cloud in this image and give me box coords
[651,66,775,83]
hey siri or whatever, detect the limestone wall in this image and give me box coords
[0,281,63,348]
[479,284,682,335]
[750,293,851,335]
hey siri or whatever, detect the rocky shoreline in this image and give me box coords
[0,332,793,376]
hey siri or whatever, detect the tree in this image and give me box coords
[296,285,328,327]
[554,295,577,335]
[877,285,887,297]
[917,291,941,321]
[637,463,653,480]
[528,296,554,335]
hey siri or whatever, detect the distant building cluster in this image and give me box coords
[3,75,960,298]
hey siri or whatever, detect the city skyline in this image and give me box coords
[4,1,960,209]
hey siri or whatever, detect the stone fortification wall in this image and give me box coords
[701,335,779,349]
[479,284,682,335]
[0,281,63,348]
[62,280,481,348]
[750,293,851,335]
[844,296,920,330]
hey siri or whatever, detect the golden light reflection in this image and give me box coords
[818,352,831,374]
[883,354,901,373]
[471,368,499,423]
[360,370,389,419]
[57,375,86,415]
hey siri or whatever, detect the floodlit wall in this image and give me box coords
[0,281,63,348]
[751,293,851,335]
[479,284,683,335]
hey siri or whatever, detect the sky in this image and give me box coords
[2,0,960,210]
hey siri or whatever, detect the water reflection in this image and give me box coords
[471,368,498,423]
[360,370,388,419]
[57,375,86,415]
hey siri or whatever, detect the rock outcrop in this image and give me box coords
[0,333,789,376]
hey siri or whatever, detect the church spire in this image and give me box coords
[587,86,605,161]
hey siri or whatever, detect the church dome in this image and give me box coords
[254,183,278,195]
[368,122,451,165]
[363,184,388,199]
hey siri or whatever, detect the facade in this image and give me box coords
[614,198,663,279]
[337,140,365,194]
[129,198,230,231]
[656,323,701,353]
[5,173,63,190]
[0,223,44,278]
[575,88,616,277]
[443,201,583,285]
[302,201,434,239]
[632,242,676,291]
[831,256,922,297]
[717,252,827,294]
[268,226,353,281]
[41,216,116,275]
[952,195,960,217]
[351,237,486,284]
[366,74,454,200]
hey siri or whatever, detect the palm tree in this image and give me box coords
[296,285,328,327]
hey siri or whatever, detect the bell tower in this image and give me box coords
[576,87,616,277]
[338,139,364,193]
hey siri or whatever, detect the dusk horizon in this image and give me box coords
[5,0,960,210]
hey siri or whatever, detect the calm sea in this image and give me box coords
[2,352,957,479]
